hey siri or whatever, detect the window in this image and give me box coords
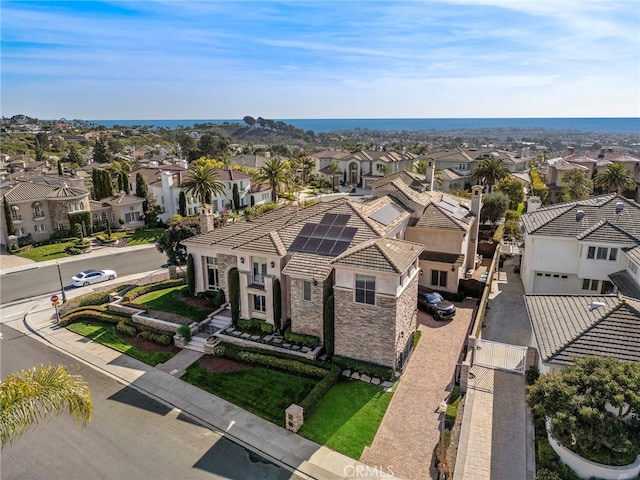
[16,227,27,237]
[206,257,219,290]
[33,204,44,218]
[10,206,21,221]
[34,224,46,233]
[431,270,448,288]
[92,213,99,222]
[253,295,266,312]
[252,257,267,285]
[56,222,65,231]
[303,281,311,301]
[587,246,619,262]
[629,260,639,276]
[355,274,375,305]
[101,212,107,221]
[125,211,141,223]
[582,279,599,291]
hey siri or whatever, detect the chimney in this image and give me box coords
[527,196,542,213]
[425,158,436,191]
[199,203,215,233]
[466,185,483,272]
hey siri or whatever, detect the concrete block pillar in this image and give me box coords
[285,404,304,433]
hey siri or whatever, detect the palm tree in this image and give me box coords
[300,156,316,184]
[1,364,93,448]
[181,164,226,208]
[412,160,428,175]
[594,163,637,194]
[258,157,289,202]
[472,158,510,191]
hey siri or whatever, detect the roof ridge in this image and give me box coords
[374,239,400,273]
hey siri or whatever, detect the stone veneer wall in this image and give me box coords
[333,286,397,368]
[290,277,325,339]
[394,274,419,369]
[214,253,237,295]
[48,199,72,231]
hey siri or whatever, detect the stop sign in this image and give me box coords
[51,294,59,303]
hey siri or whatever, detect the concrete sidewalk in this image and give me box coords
[12,294,399,480]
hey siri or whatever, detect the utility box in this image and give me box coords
[285,404,304,433]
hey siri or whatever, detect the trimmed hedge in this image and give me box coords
[299,365,342,416]
[117,321,137,337]
[177,324,192,342]
[284,327,319,348]
[59,290,114,316]
[121,279,185,302]
[215,342,328,368]
[332,355,395,381]
[58,310,124,327]
[237,317,273,333]
[493,224,504,243]
[212,343,329,378]
[140,331,172,346]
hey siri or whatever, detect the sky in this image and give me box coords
[2,0,639,120]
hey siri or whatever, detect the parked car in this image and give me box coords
[418,291,456,320]
[71,269,117,287]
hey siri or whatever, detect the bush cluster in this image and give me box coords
[121,279,185,302]
[237,318,273,333]
[213,343,329,378]
[116,320,137,337]
[331,355,395,381]
[176,324,192,342]
[284,327,319,348]
[493,224,504,243]
[58,310,122,327]
[139,330,173,346]
[59,291,114,316]
[445,386,462,428]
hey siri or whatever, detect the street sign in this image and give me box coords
[50,294,59,303]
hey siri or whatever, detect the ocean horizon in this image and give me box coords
[86,117,640,135]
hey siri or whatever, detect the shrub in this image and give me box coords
[284,327,319,348]
[186,254,195,296]
[299,365,341,416]
[525,366,539,385]
[212,343,329,378]
[237,318,268,332]
[59,291,114,316]
[229,268,240,325]
[176,324,192,342]
[116,321,137,337]
[493,224,504,243]
[323,295,334,359]
[58,310,124,327]
[261,322,274,334]
[332,355,395,381]
[213,289,226,308]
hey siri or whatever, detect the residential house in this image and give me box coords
[0,179,142,246]
[227,153,271,169]
[417,146,530,193]
[370,171,483,293]
[310,149,418,189]
[519,194,640,294]
[128,165,264,223]
[183,196,423,372]
[525,294,640,374]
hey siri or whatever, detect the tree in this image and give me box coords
[232,183,240,210]
[181,164,226,207]
[92,138,111,164]
[186,254,195,296]
[258,157,289,202]
[64,144,83,167]
[413,160,428,175]
[1,364,93,448]
[527,356,640,464]
[272,278,281,332]
[299,156,315,184]
[323,294,335,360]
[57,160,63,176]
[155,217,200,266]
[480,191,510,224]
[594,163,636,194]
[34,132,48,163]
[495,177,524,210]
[176,133,198,161]
[91,169,113,200]
[3,196,15,236]
[178,191,187,216]
[243,115,256,127]
[135,172,148,198]
[560,169,594,202]
[378,164,392,176]
[229,267,240,326]
[472,158,509,191]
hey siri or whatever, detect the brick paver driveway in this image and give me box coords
[360,298,477,480]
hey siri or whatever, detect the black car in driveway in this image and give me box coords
[418,291,456,320]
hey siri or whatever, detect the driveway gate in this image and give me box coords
[474,339,528,374]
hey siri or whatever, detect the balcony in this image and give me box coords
[11,215,23,223]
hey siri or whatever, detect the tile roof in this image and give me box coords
[419,251,465,264]
[100,193,144,206]
[525,294,640,365]
[281,253,333,279]
[2,181,89,202]
[368,170,425,190]
[415,201,473,231]
[624,245,640,265]
[331,238,423,273]
[520,194,640,241]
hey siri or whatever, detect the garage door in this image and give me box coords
[533,272,569,293]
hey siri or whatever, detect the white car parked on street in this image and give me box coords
[71,269,117,287]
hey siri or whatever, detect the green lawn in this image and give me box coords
[66,321,174,366]
[299,379,395,459]
[181,362,318,426]
[96,227,164,245]
[16,241,76,261]
[135,285,211,322]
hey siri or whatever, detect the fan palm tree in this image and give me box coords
[300,156,316,184]
[472,158,510,191]
[258,157,289,202]
[1,364,93,448]
[181,164,226,207]
[594,163,637,194]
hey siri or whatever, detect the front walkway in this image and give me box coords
[360,299,477,480]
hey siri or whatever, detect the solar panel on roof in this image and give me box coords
[369,203,403,226]
[325,225,343,240]
[438,201,457,213]
[319,213,337,225]
[317,239,336,255]
[299,223,316,236]
[290,235,310,251]
[305,237,322,252]
[332,241,351,255]
[339,227,358,241]
[333,214,350,226]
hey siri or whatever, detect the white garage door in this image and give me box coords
[533,272,569,293]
